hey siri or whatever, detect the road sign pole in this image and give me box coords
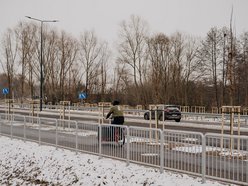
[4,94,6,119]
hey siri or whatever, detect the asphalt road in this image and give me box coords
[1,106,247,134]
[2,107,248,136]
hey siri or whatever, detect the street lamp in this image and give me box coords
[25,16,58,111]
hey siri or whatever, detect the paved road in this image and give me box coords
[2,108,247,136]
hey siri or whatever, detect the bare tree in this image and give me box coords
[147,33,170,104]
[79,30,103,101]
[182,35,199,105]
[56,31,78,101]
[237,32,248,105]
[43,29,59,102]
[197,27,222,108]
[0,28,18,99]
[98,42,110,101]
[169,32,185,104]
[117,15,149,105]
[15,22,37,101]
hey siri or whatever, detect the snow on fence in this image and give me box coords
[0,113,247,185]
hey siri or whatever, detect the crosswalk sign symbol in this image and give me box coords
[2,88,9,95]
[79,92,87,99]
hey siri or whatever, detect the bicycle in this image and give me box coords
[98,119,126,146]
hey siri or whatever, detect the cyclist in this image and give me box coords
[106,100,124,125]
[105,100,124,141]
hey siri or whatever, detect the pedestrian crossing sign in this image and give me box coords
[79,92,87,99]
[2,88,9,95]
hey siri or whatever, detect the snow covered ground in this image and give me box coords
[0,136,234,186]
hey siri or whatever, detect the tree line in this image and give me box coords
[0,15,247,110]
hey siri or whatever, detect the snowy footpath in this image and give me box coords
[0,136,233,186]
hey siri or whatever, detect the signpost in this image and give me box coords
[2,88,11,120]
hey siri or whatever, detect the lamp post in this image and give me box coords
[25,16,58,111]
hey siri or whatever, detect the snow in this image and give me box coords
[219,150,247,158]
[173,145,221,153]
[0,136,232,186]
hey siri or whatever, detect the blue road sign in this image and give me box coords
[79,92,87,99]
[2,88,9,95]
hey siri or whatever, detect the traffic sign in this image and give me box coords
[79,92,87,99]
[2,88,9,95]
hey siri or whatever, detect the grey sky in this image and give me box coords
[0,0,248,42]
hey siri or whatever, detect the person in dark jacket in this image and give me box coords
[105,100,124,141]
[106,100,124,125]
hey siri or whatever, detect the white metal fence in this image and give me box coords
[205,133,248,185]
[163,130,205,179]
[0,113,247,185]
[128,126,163,170]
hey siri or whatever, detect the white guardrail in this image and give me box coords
[1,104,248,125]
[0,113,247,185]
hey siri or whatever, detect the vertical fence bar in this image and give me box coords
[10,115,13,140]
[175,133,178,170]
[207,136,210,176]
[75,121,78,154]
[163,131,167,168]
[160,130,164,173]
[99,124,102,159]
[24,116,26,142]
[247,139,248,183]
[0,114,1,134]
[126,127,130,166]
[56,119,58,150]
[241,140,244,182]
[201,134,206,183]
[246,152,248,184]
[38,118,41,145]
[223,140,228,178]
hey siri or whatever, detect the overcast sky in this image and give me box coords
[1,0,248,43]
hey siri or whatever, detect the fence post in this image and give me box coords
[38,118,41,145]
[246,138,248,183]
[0,114,2,135]
[10,115,13,140]
[56,119,58,150]
[98,124,102,159]
[24,116,26,142]
[160,130,164,173]
[126,127,130,166]
[75,121,78,154]
[201,134,206,183]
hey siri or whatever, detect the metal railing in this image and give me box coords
[128,126,163,170]
[0,113,247,185]
[205,133,248,185]
[163,130,205,179]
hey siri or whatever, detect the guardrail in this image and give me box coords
[1,104,248,124]
[0,113,247,185]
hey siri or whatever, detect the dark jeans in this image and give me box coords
[111,116,124,125]
[111,116,124,140]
